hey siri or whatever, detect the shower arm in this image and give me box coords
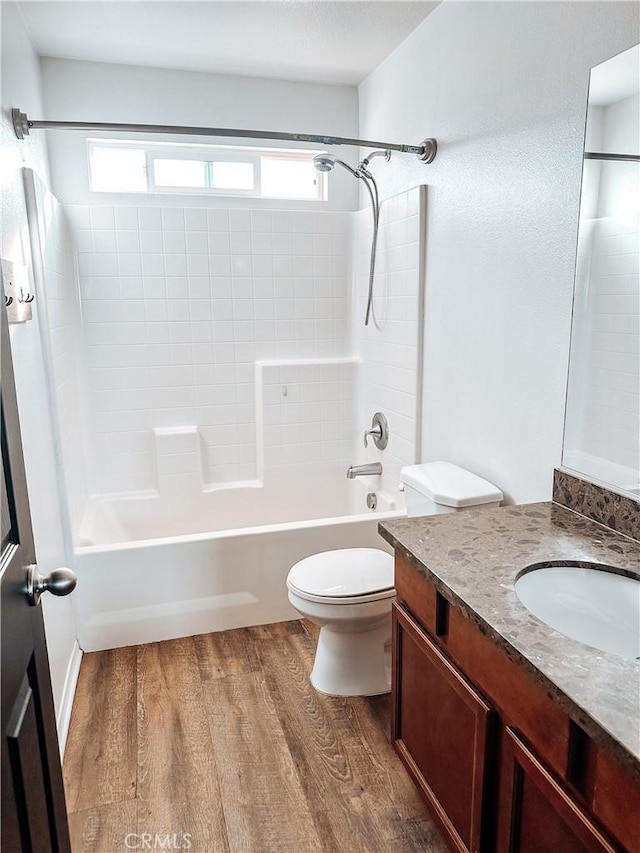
[11,108,438,163]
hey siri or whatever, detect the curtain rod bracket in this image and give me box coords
[418,138,437,164]
[12,109,30,140]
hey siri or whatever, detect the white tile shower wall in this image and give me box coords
[153,425,203,495]
[350,186,424,495]
[31,175,89,535]
[259,359,355,472]
[67,204,351,495]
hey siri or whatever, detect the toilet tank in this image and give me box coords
[400,461,503,518]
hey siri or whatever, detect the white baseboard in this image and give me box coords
[56,640,83,760]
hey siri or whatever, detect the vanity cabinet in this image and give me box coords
[393,604,493,852]
[391,552,639,853]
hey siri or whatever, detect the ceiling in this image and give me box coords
[19,1,439,86]
[588,43,639,107]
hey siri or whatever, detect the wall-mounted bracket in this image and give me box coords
[12,109,30,140]
[418,138,438,164]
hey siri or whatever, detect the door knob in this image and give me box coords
[27,565,77,606]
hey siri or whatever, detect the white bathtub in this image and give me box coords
[73,470,404,651]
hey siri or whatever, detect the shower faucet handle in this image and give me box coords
[364,424,382,448]
[364,412,389,450]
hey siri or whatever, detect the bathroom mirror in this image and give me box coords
[562,44,639,499]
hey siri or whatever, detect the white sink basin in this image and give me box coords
[515,564,640,659]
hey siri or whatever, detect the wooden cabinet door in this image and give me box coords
[392,602,494,853]
[498,728,619,853]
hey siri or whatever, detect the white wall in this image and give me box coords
[358,0,639,504]
[0,2,79,749]
[40,57,360,210]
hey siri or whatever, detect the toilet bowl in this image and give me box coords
[287,462,503,697]
[287,548,395,697]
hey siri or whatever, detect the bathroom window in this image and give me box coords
[89,145,147,192]
[88,140,326,200]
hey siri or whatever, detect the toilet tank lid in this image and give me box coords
[400,461,503,508]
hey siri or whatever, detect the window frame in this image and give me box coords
[87,139,327,201]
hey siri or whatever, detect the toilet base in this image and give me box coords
[310,617,391,697]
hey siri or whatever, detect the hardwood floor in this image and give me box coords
[64,620,448,853]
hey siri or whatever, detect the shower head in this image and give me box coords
[312,154,336,172]
[313,148,390,329]
[312,153,360,178]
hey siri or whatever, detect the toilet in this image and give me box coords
[286,461,503,697]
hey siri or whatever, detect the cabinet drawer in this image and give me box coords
[392,602,494,853]
[394,553,437,631]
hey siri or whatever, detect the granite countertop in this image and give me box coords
[379,501,640,779]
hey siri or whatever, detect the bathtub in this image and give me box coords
[73,469,404,651]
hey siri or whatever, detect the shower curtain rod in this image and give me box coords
[584,151,640,163]
[11,109,438,163]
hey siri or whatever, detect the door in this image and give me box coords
[392,602,495,853]
[1,299,72,852]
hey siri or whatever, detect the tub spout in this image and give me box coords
[346,462,382,479]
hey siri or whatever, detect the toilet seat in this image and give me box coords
[287,548,394,605]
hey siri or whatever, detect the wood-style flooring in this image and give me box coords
[63,620,448,853]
